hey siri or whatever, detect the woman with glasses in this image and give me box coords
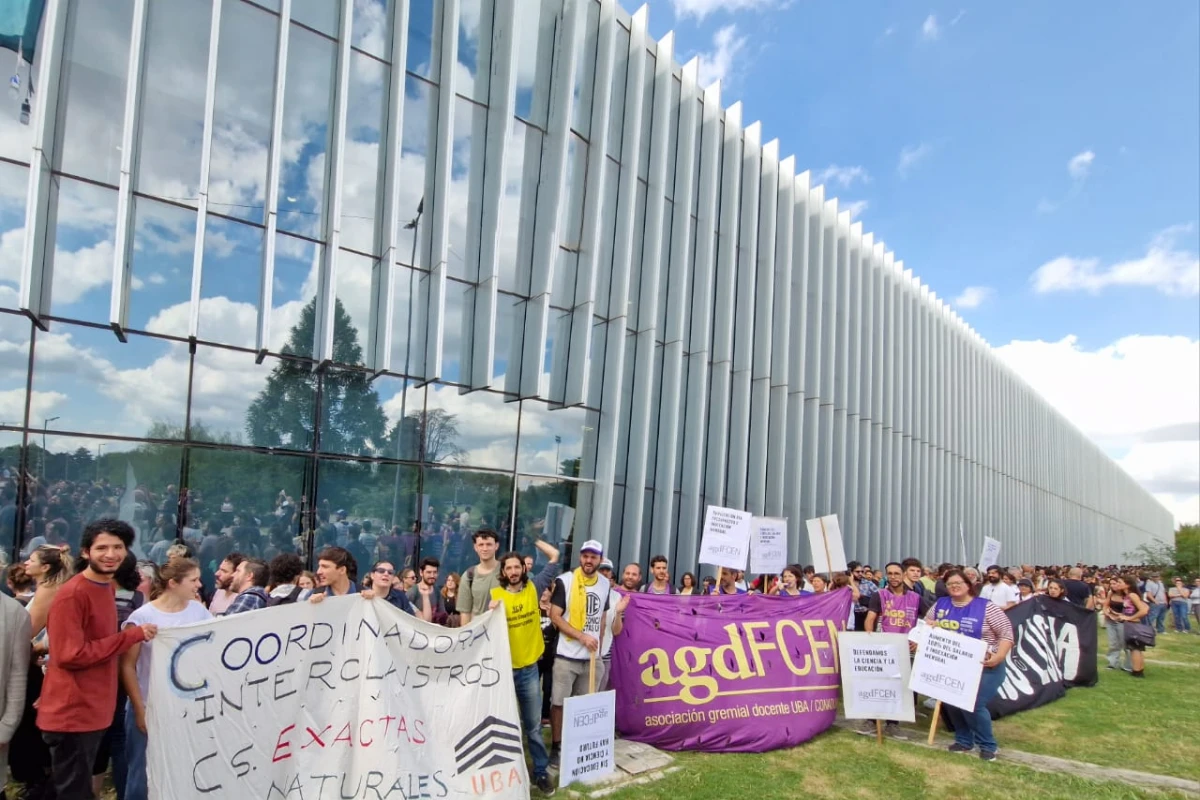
[924,568,1014,762]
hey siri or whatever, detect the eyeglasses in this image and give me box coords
[945,581,968,588]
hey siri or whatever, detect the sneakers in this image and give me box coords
[534,774,556,796]
[854,720,877,736]
[979,750,997,762]
[883,722,909,740]
[947,743,973,754]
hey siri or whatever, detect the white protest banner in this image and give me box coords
[750,517,788,575]
[908,626,988,712]
[804,514,848,575]
[699,505,752,570]
[546,502,576,543]
[838,633,915,722]
[977,536,1002,574]
[147,598,528,800]
[559,690,616,788]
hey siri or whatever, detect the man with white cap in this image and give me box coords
[548,539,617,766]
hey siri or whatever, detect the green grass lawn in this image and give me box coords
[598,626,1200,799]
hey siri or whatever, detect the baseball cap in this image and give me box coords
[580,539,604,556]
[598,558,614,571]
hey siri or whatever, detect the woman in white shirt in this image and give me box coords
[119,558,212,800]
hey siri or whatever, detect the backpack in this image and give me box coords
[266,585,304,607]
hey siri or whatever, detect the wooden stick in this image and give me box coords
[588,652,597,694]
[927,700,942,745]
[716,566,724,595]
[875,719,883,745]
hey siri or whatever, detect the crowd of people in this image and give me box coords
[0,491,1194,798]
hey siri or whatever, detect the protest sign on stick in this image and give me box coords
[909,626,987,712]
[750,517,788,575]
[699,506,752,570]
[977,536,1002,574]
[837,632,915,728]
[804,514,848,575]
[559,691,616,788]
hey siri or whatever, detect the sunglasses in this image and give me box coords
[374,567,395,575]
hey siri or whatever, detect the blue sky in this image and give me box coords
[651,0,1199,523]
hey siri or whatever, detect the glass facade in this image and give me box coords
[0,0,1169,589]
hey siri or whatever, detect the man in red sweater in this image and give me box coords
[38,519,157,800]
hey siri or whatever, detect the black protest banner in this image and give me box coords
[988,595,1097,720]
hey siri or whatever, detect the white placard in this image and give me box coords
[908,627,988,712]
[838,632,915,722]
[146,598,527,799]
[699,506,752,570]
[750,517,788,575]
[804,514,848,575]
[907,620,932,649]
[546,502,576,543]
[976,536,1002,574]
[559,690,616,788]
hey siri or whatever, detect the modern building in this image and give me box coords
[0,0,1169,581]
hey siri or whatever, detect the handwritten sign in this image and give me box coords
[750,517,788,575]
[146,598,527,799]
[908,627,987,712]
[804,514,848,575]
[699,506,752,570]
[559,690,616,788]
[838,632,915,721]
[977,536,1002,574]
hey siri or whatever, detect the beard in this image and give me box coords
[987,576,1000,584]
[87,557,120,576]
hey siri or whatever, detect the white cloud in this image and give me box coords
[1036,198,1058,214]
[1031,225,1200,296]
[897,142,933,177]
[950,10,967,26]
[882,26,895,37]
[696,25,747,88]
[996,333,1200,525]
[813,164,870,189]
[843,200,869,220]
[671,0,790,21]
[953,286,992,309]
[921,14,940,41]
[1067,150,1095,180]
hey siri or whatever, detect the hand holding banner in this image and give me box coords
[908,626,987,712]
[699,506,753,570]
[750,517,788,575]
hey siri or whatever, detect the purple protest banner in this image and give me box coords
[609,589,852,753]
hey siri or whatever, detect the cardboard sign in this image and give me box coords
[750,517,788,575]
[546,502,576,543]
[908,627,988,712]
[699,506,752,570]
[804,514,848,575]
[838,632,915,722]
[977,536,1002,574]
[559,690,616,788]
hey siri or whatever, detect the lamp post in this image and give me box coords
[41,416,60,480]
[96,442,107,481]
[555,435,562,476]
[391,198,424,530]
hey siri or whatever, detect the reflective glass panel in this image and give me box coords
[406,0,439,81]
[292,0,339,38]
[333,250,374,364]
[447,97,486,282]
[270,232,320,358]
[420,465,512,575]
[277,24,336,239]
[341,51,388,254]
[47,176,119,326]
[0,312,32,429]
[318,364,390,458]
[134,0,212,205]
[32,324,190,441]
[195,349,316,452]
[517,400,590,477]
[496,120,531,294]
[514,475,590,557]
[456,0,489,103]
[425,384,518,470]
[397,76,436,267]
[197,215,263,348]
[0,162,27,311]
[53,0,134,184]
[352,0,392,61]
[314,458,422,579]
[208,0,277,223]
[127,197,196,337]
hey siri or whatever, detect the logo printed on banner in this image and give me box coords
[454,717,523,772]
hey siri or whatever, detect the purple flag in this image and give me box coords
[610,589,852,753]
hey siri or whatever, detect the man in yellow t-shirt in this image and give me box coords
[489,539,560,794]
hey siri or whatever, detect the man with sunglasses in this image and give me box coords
[360,560,417,616]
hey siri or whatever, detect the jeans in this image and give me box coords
[41,730,106,800]
[1170,600,1192,632]
[943,662,1006,754]
[1193,604,1200,631]
[513,664,550,780]
[1104,617,1132,670]
[123,701,149,800]
[1146,602,1167,634]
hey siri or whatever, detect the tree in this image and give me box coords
[1124,524,1200,578]
[245,297,388,456]
[392,409,463,464]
